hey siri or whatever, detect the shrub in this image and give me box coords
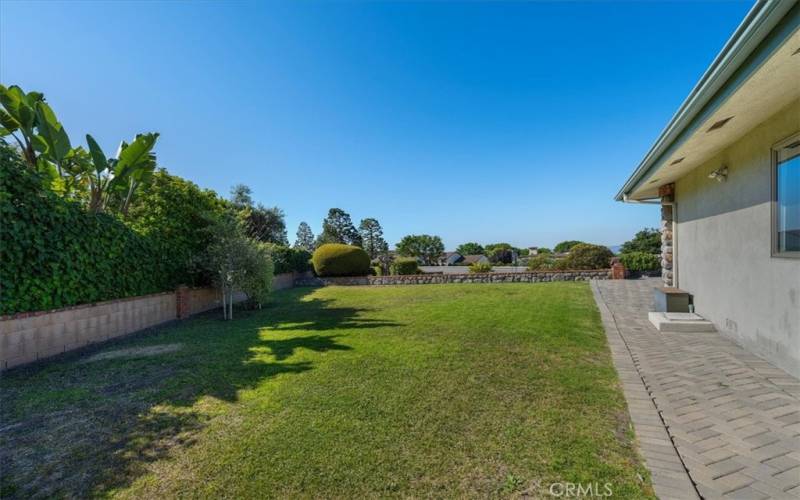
[264,244,312,274]
[488,248,513,264]
[205,214,274,316]
[126,169,228,287]
[620,228,661,255]
[0,145,167,314]
[469,262,493,273]
[553,240,584,253]
[390,257,419,275]
[561,244,614,269]
[527,255,555,270]
[618,251,661,272]
[312,244,370,277]
[244,244,276,308]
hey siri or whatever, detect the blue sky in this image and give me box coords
[1,0,752,250]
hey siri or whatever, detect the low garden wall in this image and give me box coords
[0,271,302,370]
[274,270,313,291]
[297,269,613,287]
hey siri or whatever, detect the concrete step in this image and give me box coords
[648,312,716,333]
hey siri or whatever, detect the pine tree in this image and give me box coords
[317,208,362,246]
[359,218,387,259]
[294,222,316,251]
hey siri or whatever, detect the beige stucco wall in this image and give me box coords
[675,99,800,377]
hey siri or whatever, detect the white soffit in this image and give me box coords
[628,28,800,200]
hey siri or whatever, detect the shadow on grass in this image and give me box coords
[0,287,400,499]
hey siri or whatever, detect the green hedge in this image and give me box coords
[312,244,370,277]
[126,169,227,287]
[263,244,312,274]
[390,257,419,275]
[0,146,168,314]
[618,251,661,271]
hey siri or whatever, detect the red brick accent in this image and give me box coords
[175,285,191,319]
[611,261,626,280]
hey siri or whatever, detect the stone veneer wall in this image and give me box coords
[297,270,612,287]
[0,272,300,370]
[660,183,675,287]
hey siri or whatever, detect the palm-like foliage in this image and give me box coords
[86,133,159,214]
[0,84,159,214]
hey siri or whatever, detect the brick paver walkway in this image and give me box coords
[591,279,800,500]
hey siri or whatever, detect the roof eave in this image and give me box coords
[615,0,798,202]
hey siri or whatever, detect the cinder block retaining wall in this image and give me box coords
[0,272,304,370]
[296,270,612,287]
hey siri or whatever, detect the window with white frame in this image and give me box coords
[773,133,800,256]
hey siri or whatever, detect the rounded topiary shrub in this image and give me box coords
[312,244,370,277]
[390,257,419,275]
[562,244,614,270]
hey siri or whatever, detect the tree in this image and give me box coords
[554,240,584,253]
[620,228,661,255]
[0,84,159,213]
[484,243,516,264]
[488,247,514,264]
[561,244,614,269]
[230,183,253,208]
[396,234,444,265]
[456,242,484,255]
[228,184,288,245]
[359,218,387,260]
[294,221,315,251]
[240,204,288,245]
[127,169,228,287]
[318,208,361,246]
[85,133,160,214]
[0,84,49,168]
[484,243,512,253]
[205,212,274,319]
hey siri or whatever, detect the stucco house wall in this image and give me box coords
[674,99,800,377]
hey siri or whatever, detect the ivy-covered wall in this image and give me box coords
[0,145,169,315]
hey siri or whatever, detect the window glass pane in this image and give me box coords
[777,151,800,252]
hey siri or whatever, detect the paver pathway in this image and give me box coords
[591,278,800,500]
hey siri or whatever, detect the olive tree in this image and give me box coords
[206,214,274,319]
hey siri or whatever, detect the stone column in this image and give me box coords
[659,184,675,287]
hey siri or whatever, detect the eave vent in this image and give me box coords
[648,178,661,185]
[707,116,734,132]
[670,157,685,166]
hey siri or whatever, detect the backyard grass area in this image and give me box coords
[0,283,654,498]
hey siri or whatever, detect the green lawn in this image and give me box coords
[0,283,654,498]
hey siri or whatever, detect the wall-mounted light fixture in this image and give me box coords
[708,166,728,182]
